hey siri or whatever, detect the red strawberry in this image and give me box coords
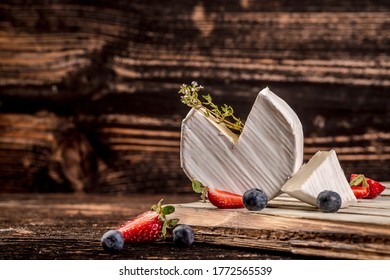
[350,186,370,199]
[350,174,370,199]
[366,178,386,199]
[350,174,386,199]
[101,200,179,252]
[117,199,178,243]
[192,180,244,209]
[118,211,162,242]
[207,188,245,209]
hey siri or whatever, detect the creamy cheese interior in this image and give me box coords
[282,150,357,208]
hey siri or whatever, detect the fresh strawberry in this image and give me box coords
[365,178,386,199]
[101,199,178,251]
[350,174,370,199]
[192,180,244,209]
[350,174,386,199]
[207,188,245,208]
[119,199,179,242]
[118,211,163,242]
[350,186,370,199]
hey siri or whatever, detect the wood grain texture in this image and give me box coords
[0,193,324,260]
[0,1,389,192]
[0,113,186,193]
[171,187,390,260]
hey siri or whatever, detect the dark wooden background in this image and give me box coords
[0,0,389,194]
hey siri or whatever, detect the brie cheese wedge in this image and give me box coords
[281,150,357,208]
[180,87,304,199]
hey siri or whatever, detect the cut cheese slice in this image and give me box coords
[281,150,357,208]
[180,87,304,199]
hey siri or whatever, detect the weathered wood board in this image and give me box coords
[170,185,390,260]
[0,1,389,193]
[0,193,323,260]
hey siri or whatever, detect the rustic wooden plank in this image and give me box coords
[0,1,389,193]
[0,113,187,193]
[175,198,390,225]
[270,192,390,211]
[170,186,390,259]
[0,193,321,260]
[1,192,389,259]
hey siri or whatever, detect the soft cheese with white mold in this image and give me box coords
[180,87,304,199]
[281,150,357,208]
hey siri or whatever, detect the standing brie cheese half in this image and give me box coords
[180,87,304,199]
[281,150,357,208]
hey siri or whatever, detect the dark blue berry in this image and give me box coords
[173,225,194,247]
[316,190,342,213]
[101,230,124,253]
[242,188,268,211]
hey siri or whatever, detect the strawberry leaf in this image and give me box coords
[165,218,179,229]
[192,180,208,202]
[162,205,175,215]
[161,219,180,237]
[192,180,204,193]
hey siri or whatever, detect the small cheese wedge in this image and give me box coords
[281,150,357,208]
[180,87,304,199]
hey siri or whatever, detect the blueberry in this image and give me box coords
[101,230,124,253]
[316,190,342,213]
[173,225,194,247]
[242,188,268,211]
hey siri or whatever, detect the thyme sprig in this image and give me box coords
[179,81,244,134]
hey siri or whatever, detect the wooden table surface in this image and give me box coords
[173,190,390,260]
[0,193,325,260]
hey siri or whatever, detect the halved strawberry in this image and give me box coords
[207,188,245,208]
[350,174,370,199]
[350,174,386,199]
[101,199,179,251]
[350,186,370,199]
[192,180,244,209]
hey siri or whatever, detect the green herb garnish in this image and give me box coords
[179,81,244,134]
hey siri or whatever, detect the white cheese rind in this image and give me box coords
[180,87,304,199]
[281,150,357,208]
